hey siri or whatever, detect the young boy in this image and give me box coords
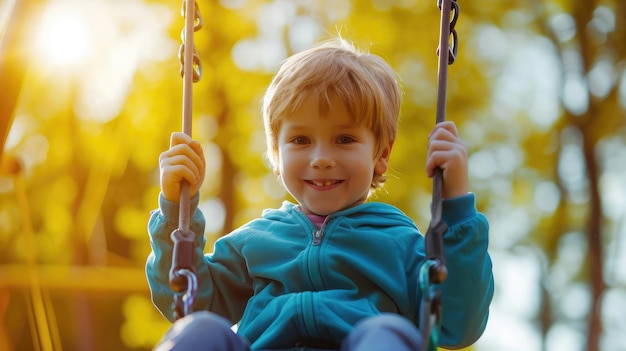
[147,39,494,351]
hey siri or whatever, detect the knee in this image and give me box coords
[343,314,422,351]
[355,314,417,333]
[172,311,234,335]
[155,312,245,351]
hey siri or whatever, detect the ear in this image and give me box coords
[374,142,393,175]
[271,156,281,176]
[268,151,280,176]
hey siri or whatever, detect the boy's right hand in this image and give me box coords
[159,132,206,203]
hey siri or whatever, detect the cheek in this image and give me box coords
[276,147,294,174]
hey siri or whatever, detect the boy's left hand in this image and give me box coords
[425,121,468,199]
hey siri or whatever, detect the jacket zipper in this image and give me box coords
[311,216,332,245]
[297,210,334,337]
[312,229,323,245]
[295,207,331,246]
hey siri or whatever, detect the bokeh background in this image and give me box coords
[1,0,625,350]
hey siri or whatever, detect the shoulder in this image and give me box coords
[327,203,423,255]
[334,202,420,233]
[226,201,302,237]
[259,201,300,220]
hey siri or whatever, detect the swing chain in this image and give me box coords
[178,0,203,82]
[437,0,460,65]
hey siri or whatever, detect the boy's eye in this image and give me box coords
[291,136,309,144]
[337,135,355,144]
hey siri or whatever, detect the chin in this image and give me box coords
[310,203,353,216]
[300,205,336,216]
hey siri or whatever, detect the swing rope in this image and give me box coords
[420,0,459,349]
[169,0,203,320]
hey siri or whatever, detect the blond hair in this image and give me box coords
[262,39,402,190]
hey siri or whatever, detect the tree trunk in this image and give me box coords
[571,0,605,348]
[580,124,604,351]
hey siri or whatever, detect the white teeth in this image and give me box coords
[311,180,337,186]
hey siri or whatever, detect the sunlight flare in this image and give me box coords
[34,4,92,66]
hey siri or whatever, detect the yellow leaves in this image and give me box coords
[114,205,148,240]
[120,295,171,349]
[43,204,71,241]
[522,129,559,176]
[51,176,79,207]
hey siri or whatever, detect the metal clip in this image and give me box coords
[173,268,198,318]
[419,260,443,351]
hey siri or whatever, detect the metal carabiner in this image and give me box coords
[173,268,198,318]
[419,260,443,351]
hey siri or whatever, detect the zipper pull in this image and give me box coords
[312,229,323,245]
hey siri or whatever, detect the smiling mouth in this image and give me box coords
[306,179,342,187]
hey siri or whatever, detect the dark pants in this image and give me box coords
[154,311,423,351]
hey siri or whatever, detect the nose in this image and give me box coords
[310,144,335,169]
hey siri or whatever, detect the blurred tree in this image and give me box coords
[450,1,625,350]
[525,1,625,350]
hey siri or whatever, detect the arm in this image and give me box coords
[146,194,254,322]
[146,193,209,321]
[146,133,252,322]
[147,132,207,321]
[425,122,494,347]
[438,194,493,348]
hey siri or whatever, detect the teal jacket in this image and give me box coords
[146,193,493,350]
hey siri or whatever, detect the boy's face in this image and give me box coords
[274,93,391,216]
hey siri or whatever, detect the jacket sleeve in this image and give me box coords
[145,193,253,323]
[437,193,494,349]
